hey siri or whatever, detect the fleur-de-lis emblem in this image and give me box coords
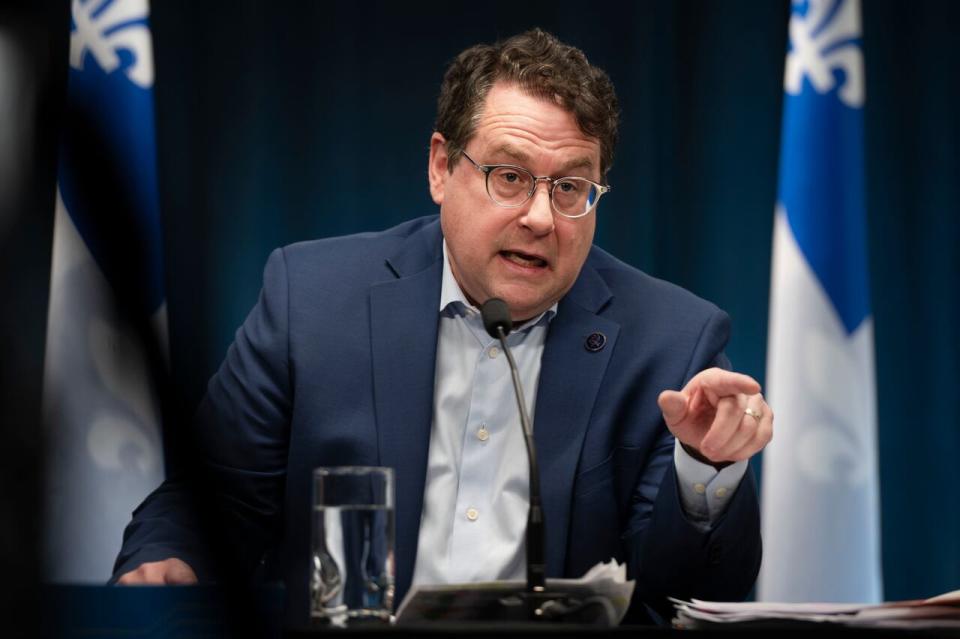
[795,327,873,486]
[69,0,154,89]
[85,313,162,475]
[785,0,864,107]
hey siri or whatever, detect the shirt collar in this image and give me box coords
[439,240,557,329]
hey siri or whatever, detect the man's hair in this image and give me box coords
[435,28,620,177]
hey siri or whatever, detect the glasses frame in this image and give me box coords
[460,150,611,219]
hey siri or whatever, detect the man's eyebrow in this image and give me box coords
[558,156,594,174]
[490,144,595,175]
[489,144,530,164]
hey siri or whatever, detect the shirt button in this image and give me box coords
[694,483,706,495]
[466,507,479,521]
[715,487,728,498]
[488,346,500,358]
[477,426,489,441]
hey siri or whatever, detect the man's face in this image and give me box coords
[428,82,601,322]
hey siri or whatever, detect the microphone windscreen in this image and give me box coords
[481,298,513,338]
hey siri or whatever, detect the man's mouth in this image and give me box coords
[500,250,548,268]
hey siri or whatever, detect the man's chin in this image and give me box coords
[499,296,555,324]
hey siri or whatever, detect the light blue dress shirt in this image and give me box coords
[410,243,747,586]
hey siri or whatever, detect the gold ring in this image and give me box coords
[744,407,763,424]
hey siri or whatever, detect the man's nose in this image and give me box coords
[519,183,555,235]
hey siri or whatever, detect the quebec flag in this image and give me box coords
[759,0,881,603]
[43,0,166,582]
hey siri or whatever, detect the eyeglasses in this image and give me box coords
[460,151,611,219]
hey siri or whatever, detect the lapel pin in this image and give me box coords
[585,332,606,352]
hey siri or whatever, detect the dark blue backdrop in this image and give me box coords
[150,0,959,600]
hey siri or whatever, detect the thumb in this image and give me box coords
[164,559,198,585]
[658,390,689,427]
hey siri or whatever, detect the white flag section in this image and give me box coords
[761,208,881,602]
[760,0,882,603]
[43,0,165,583]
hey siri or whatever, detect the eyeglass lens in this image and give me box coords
[486,166,600,216]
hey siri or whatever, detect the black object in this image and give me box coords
[0,0,69,632]
[585,332,606,352]
[480,297,513,338]
[480,298,546,596]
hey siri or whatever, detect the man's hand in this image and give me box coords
[116,558,198,585]
[658,368,773,465]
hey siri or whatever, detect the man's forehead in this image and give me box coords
[475,83,590,133]
[469,83,601,169]
[487,142,595,173]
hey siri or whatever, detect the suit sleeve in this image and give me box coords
[112,248,293,582]
[622,308,762,618]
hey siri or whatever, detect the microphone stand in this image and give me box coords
[494,326,546,596]
[481,299,613,624]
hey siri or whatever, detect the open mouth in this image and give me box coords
[501,250,548,269]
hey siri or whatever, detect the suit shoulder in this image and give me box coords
[280,215,437,264]
[251,216,440,301]
[265,215,439,285]
[586,245,725,321]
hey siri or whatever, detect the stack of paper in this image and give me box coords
[396,560,635,625]
[671,590,960,630]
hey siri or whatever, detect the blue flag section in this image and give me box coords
[43,0,166,583]
[759,0,882,603]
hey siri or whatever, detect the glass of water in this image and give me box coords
[310,466,395,626]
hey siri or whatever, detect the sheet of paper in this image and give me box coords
[671,589,960,631]
[396,559,635,625]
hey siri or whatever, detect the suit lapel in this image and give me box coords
[369,221,443,602]
[534,261,619,577]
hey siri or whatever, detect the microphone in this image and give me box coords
[480,297,513,340]
[480,298,546,595]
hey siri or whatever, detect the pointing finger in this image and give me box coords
[687,368,760,398]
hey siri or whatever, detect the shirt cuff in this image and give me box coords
[673,439,748,529]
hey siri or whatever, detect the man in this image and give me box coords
[114,29,772,625]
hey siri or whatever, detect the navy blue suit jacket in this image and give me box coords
[114,216,760,625]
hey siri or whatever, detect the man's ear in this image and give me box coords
[428,132,449,205]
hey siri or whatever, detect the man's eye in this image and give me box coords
[501,172,520,183]
[557,180,580,193]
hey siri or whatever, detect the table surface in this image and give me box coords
[42,585,957,639]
